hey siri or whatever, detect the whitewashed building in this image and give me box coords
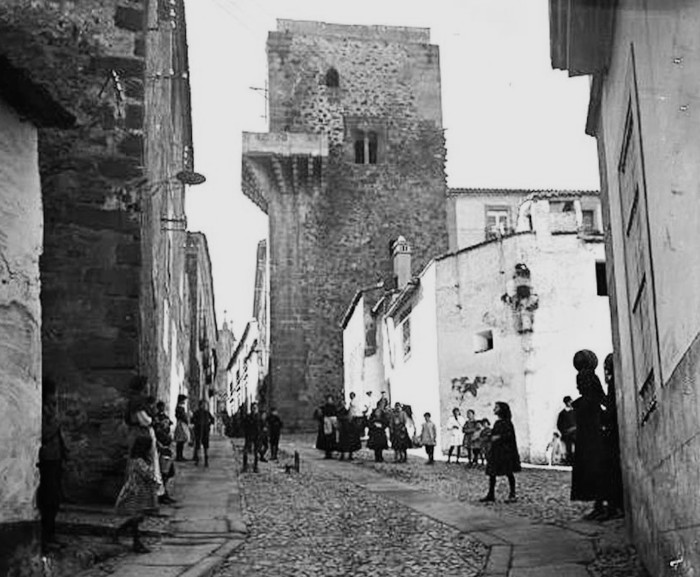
[343,191,612,461]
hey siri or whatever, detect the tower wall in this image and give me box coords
[265,21,448,428]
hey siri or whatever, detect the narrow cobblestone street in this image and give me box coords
[217,445,487,576]
[217,436,646,577]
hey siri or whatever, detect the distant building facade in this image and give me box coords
[551,2,700,574]
[185,232,218,414]
[242,20,449,428]
[226,320,264,416]
[344,193,612,461]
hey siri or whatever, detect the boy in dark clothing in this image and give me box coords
[192,400,215,467]
[557,396,577,465]
[242,403,262,473]
[267,408,283,461]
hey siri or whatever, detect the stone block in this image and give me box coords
[91,55,145,78]
[114,6,144,32]
[118,133,144,158]
[116,241,142,266]
[98,156,142,180]
[125,104,144,130]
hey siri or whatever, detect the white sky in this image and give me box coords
[184,0,600,337]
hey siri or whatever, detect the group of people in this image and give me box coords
[115,377,216,552]
[569,350,624,521]
[445,407,493,466]
[315,393,523,502]
[238,402,284,473]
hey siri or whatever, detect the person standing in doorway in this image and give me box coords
[446,407,465,464]
[267,407,283,461]
[192,399,215,467]
[557,396,577,465]
[174,394,190,462]
[38,378,68,547]
[480,402,521,503]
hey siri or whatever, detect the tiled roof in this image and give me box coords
[448,188,599,197]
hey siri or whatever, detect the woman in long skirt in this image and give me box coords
[480,402,521,503]
[389,403,411,463]
[366,407,389,462]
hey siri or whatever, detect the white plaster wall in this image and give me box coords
[434,232,611,460]
[383,264,442,447]
[0,99,42,524]
[435,240,530,454]
[342,295,366,399]
[525,237,612,461]
[448,192,529,251]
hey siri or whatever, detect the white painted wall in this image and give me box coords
[0,98,42,524]
[382,264,442,447]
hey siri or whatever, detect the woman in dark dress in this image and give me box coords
[337,406,361,461]
[570,349,607,519]
[601,352,624,519]
[314,395,338,459]
[366,407,389,462]
[480,401,521,503]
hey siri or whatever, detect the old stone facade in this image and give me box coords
[0,0,197,504]
[551,2,700,574]
[344,193,612,461]
[243,20,449,429]
[0,57,73,576]
[185,232,218,414]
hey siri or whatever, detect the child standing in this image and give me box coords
[470,420,484,466]
[419,412,437,464]
[478,418,492,466]
[115,436,159,553]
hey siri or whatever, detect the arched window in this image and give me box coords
[325,67,339,88]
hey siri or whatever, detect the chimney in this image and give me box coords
[392,236,412,290]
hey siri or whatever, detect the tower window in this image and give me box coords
[325,68,339,88]
[354,130,378,165]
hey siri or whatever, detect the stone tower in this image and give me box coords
[242,19,448,429]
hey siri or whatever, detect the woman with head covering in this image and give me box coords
[601,352,624,519]
[480,401,521,502]
[366,407,389,462]
[174,393,190,462]
[389,402,411,463]
[570,349,607,519]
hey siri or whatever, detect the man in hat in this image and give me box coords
[174,394,190,461]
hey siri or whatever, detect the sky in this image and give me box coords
[184,0,600,338]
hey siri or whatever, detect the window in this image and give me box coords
[354,130,378,165]
[325,67,339,88]
[485,207,511,239]
[595,261,608,296]
[473,330,493,353]
[618,94,660,424]
[402,317,411,359]
[582,209,596,231]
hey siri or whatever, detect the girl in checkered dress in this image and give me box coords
[115,435,159,552]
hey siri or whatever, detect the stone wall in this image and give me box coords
[0,96,43,574]
[0,0,194,503]
[263,22,449,428]
[591,3,700,573]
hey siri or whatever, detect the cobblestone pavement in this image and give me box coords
[216,444,487,577]
[274,436,646,577]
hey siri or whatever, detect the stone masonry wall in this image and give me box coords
[265,24,449,428]
[0,0,192,503]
